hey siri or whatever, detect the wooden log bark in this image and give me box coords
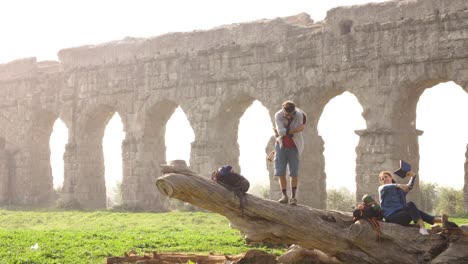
[156,161,468,264]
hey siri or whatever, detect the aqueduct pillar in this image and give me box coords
[0,138,10,205]
[465,144,468,213]
[355,127,422,203]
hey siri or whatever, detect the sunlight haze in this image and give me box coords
[3,0,468,201]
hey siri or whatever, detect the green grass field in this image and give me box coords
[0,210,285,264]
[0,209,466,264]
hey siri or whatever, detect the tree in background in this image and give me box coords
[249,183,270,199]
[420,181,438,214]
[113,181,123,206]
[53,185,62,203]
[327,187,355,211]
[435,187,464,216]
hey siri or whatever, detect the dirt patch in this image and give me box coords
[106,249,276,264]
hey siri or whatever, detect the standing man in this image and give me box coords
[273,100,306,205]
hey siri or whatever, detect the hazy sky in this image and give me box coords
[0,0,390,63]
[2,0,467,198]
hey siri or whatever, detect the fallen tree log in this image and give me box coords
[155,161,468,264]
[106,250,256,264]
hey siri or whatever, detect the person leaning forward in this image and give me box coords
[273,100,306,206]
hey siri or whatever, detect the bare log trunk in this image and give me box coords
[156,161,468,264]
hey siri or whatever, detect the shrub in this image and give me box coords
[248,183,270,199]
[420,181,438,214]
[167,198,203,212]
[327,187,355,211]
[434,187,464,216]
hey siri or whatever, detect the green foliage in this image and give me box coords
[419,181,438,213]
[111,181,123,206]
[52,186,62,202]
[167,198,202,212]
[418,182,466,216]
[108,203,146,212]
[326,187,356,211]
[451,216,468,225]
[0,210,284,263]
[248,183,270,199]
[56,198,83,211]
[434,187,464,216]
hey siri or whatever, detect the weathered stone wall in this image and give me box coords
[465,144,468,213]
[0,0,467,210]
[0,137,10,205]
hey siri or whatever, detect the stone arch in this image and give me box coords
[139,98,179,170]
[400,79,466,197]
[312,86,367,208]
[237,99,272,193]
[165,106,195,164]
[70,104,119,209]
[139,98,184,158]
[102,112,125,207]
[142,100,179,141]
[122,98,181,211]
[2,0,468,212]
[2,105,72,206]
[210,94,259,172]
[416,80,468,208]
[354,76,467,204]
[28,110,58,205]
[49,118,69,189]
[318,91,366,196]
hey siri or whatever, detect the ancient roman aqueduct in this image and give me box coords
[0,0,467,211]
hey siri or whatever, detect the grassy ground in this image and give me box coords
[0,210,285,264]
[449,216,468,226]
[0,209,466,264]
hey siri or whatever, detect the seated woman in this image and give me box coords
[378,170,444,235]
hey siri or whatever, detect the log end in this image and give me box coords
[155,178,174,197]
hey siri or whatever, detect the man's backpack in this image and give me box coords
[352,194,382,221]
[353,203,382,221]
[211,165,249,194]
[211,165,249,214]
[352,194,383,240]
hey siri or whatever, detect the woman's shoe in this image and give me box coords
[419,228,429,236]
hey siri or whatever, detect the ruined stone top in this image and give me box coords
[326,0,468,27]
[1,0,467,79]
[0,58,61,81]
[56,13,316,70]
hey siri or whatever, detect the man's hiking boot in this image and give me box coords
[289,197,297,206]
[278,195,288,204]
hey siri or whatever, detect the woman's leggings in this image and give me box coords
[385,202,435,225]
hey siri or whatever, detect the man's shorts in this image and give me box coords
[274,143,299,176]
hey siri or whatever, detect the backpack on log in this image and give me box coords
[353,194,383,240]
[211,165,249,214]
[352,194,382,221]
